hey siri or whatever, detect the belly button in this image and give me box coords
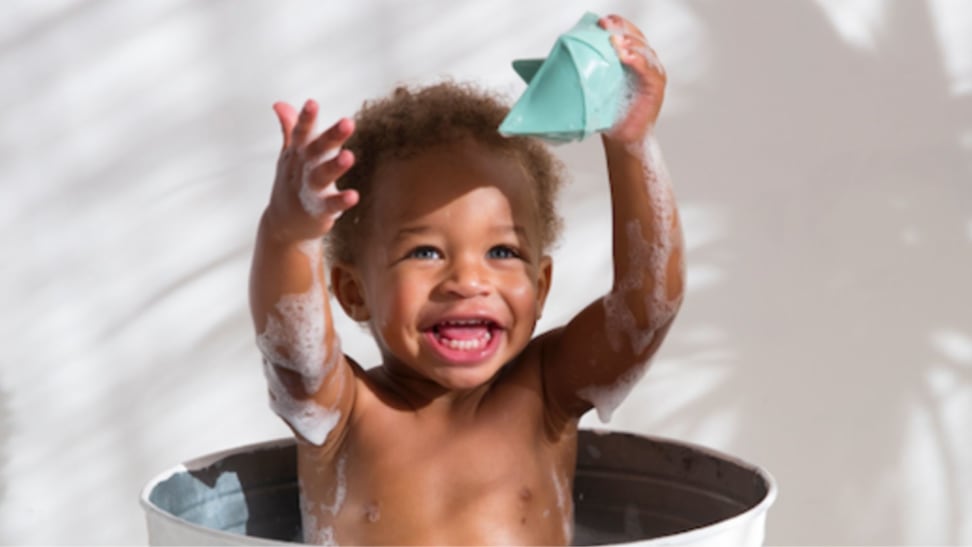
[518,486,532,502]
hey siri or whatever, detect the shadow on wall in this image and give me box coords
[2,1,969,544]
[605,1,971,545]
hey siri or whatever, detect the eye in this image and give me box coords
[487,245,520,260]
[407,246,442,260]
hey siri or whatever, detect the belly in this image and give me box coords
[299,457,574,545]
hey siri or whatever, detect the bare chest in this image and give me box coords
[299,409,577,544]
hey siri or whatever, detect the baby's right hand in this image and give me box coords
[265,99,359,243]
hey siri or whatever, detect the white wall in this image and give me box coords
[1,0,970,544]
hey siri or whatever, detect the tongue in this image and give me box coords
[437,324,489,341]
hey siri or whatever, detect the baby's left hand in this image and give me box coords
[600,14,666,144]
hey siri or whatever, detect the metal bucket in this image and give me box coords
[140,430,777,546]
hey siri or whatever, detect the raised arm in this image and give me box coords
[249,100,359,446]
[541,15,685,422]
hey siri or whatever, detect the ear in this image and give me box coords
[535,255,553,320]
[331,263,371,322]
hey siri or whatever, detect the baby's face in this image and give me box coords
[349,140,552,391]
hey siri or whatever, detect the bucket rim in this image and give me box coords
[138,438,299,545]
[578,429,779,546]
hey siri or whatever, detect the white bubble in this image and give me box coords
[321,455,348,516]
[257,239,334,394]
[549,468,574,543]
[300,455,347,545]
[299,147,343,218]
[578,363,649,423]
[263,359,340,446]
[257,239,345,445]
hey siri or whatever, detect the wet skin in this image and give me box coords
[307,141,577,545]
[249,13,683,546]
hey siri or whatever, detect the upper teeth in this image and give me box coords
[438,331,492,351]
[444,319,487,326]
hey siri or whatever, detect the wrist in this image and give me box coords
[603,122,654,144]
[260,208,315,248]
[601,130,654,161]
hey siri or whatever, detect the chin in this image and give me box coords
[434,365,505,391]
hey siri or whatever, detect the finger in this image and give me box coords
[610,33,650,60]
[619,32,648,51]
[292,99,319,147]
[272,102,298,149]
[622,51,667,90]
[300,186,358,223]
[600,14,646,41]
[612,34,665,76]
[307,149,356,190]
[320,189,359,217]
[305,117,355,159]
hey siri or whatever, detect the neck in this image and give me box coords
[374,358,497,417]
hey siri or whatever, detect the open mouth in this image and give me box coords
[424,318,502,363]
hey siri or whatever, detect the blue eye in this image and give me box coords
[488,245,519,260]
[408,246,442,260]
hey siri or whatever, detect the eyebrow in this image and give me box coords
[392,225,435,243]
[496,224,529,239]
[392,224,529,241]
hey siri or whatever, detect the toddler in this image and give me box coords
[249,14,684,545]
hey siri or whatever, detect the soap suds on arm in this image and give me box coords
[255,239,343,445]
[579,134,684,423]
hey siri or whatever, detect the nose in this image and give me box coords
[440,254,491,299]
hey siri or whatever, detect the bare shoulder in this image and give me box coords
[483,333,580,438]
[349,360,416,415]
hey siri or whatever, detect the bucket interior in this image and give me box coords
[145,431,774,545]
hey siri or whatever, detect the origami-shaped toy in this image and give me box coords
[499,12,628,143]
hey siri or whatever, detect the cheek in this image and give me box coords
[376,272,427,327]
[509,282,532,301]
[503,271,541,308]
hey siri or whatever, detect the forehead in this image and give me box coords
[369,140,538,227]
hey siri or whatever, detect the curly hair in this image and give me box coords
[325,81,565,266]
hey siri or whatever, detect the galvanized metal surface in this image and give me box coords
[141,431,776,546]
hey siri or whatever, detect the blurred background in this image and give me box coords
[1,0,970,544]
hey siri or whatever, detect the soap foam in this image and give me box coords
[577,363,648,423]
[299,485,320,543]
[299,477,319,543]
[299,148,342,218]
[319,527,337,546]
[257,239,337,394]
[263,359,340,445]
[257,239,345,446]
[550,469,574,543]
[300,456,348,545]
[302,508,336,547]
[320,455,348,516]
[584,135,683,423]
